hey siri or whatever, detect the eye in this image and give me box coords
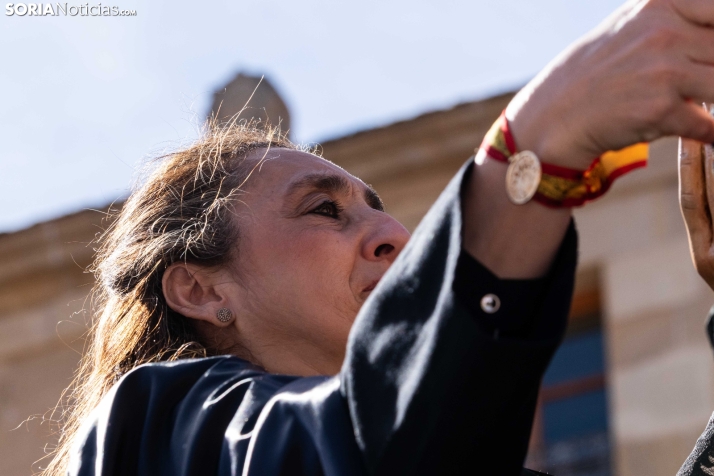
[311,200,342,218]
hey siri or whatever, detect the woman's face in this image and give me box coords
[225,147,410,376]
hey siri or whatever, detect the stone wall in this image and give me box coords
[0,210,102,475]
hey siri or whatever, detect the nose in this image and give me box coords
[361,212,411,264]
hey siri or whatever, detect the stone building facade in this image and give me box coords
[1,89,712,475]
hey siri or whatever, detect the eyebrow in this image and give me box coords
[364,187,384,212]
[287,173,384,211]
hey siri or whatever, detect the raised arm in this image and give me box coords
[465,0,714,280]
[345,1,714,475]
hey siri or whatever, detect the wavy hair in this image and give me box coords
[42,119,299,476]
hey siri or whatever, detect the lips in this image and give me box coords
[362,278,381,294]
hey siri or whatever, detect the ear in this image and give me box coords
[162,262,235,327]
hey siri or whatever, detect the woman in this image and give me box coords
[45,0,714,475]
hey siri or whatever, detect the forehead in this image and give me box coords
[242,147,365,192]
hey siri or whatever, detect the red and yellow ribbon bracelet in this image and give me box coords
[478,111,649,208]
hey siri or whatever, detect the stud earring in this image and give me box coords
[216,308,233,323]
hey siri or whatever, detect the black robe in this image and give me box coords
[68,162,577,476]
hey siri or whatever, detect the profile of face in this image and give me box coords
[162,148,410,376]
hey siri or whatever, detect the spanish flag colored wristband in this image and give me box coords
[477,111,649,208]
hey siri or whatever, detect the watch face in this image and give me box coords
[505,150,541,205]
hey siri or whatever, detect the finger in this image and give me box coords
[682,24,714,65]
[659,100,714,143]
[673,0,714,27]
[679,137,712,270]
[701,139,714,280]
[679,62,714,103]
[704,141,714,217]
[680,137,706,217]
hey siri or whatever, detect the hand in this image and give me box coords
[509,0,714,170]
[679,135,714,290]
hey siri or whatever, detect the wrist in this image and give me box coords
[464,159,572,279]
[506,92,594,171]
[476,109,648,208]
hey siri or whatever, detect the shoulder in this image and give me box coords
[115,355,274,395]
[108,355,301,432]
[70,356,301,475]
[107,356,281,409]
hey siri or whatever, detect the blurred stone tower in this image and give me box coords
[208,73,291,137]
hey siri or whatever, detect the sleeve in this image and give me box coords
[341,160,577,476]
[453,248,549,338]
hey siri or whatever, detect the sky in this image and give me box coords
[0,0,626,233]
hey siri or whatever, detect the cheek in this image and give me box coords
[240,225,361,334]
